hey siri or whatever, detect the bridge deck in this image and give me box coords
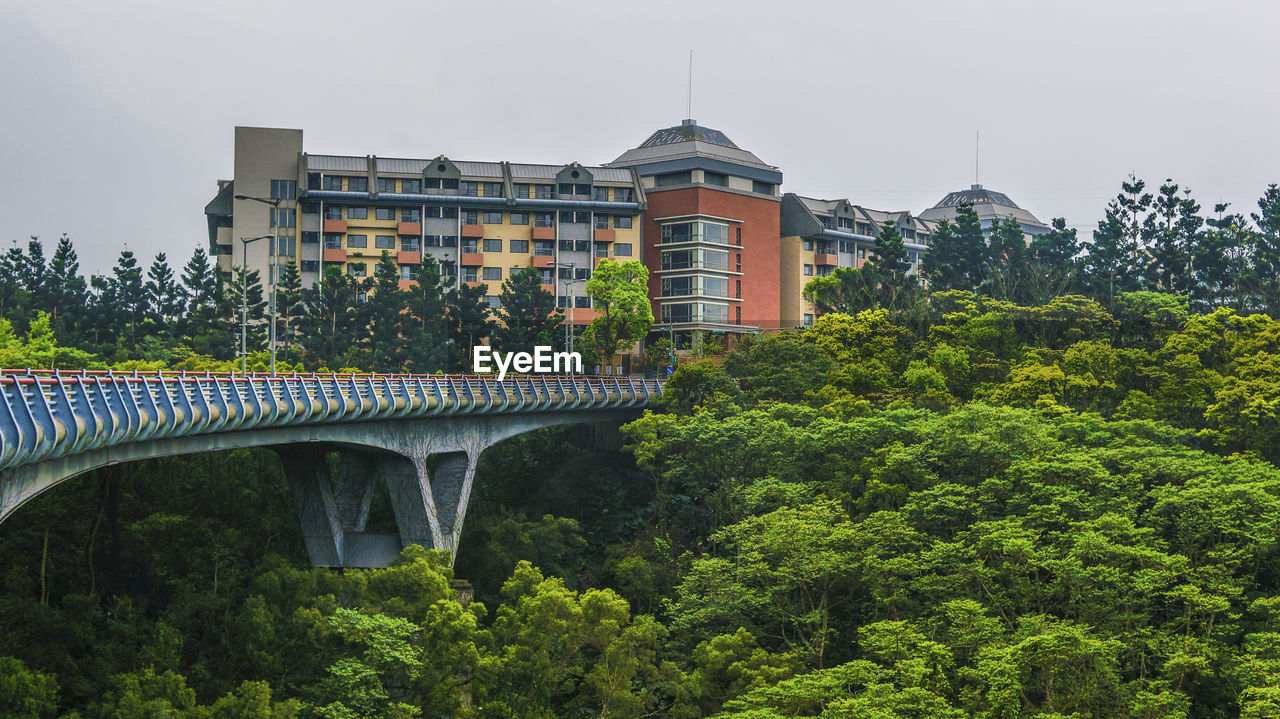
[0,370,663,473]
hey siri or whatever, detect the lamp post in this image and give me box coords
[555,262,577,365]
[238,235,273,376]
[235,194,282,375]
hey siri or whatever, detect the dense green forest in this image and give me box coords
[4,177,1280,717]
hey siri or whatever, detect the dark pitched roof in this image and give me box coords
[637,122,740,150]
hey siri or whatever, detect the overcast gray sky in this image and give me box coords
[3,0,1279,274]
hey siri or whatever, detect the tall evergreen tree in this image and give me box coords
[447,283,494,372]
[954,203,989,290]
[301,265,357,369]
[145,253,185,335]
[180,247,231,357]
[228,267,267,357]
[1143,179,1202,294]
[274,261,304,366]
[985,216,1028,301]
[1023,218,1080,305]
[19,237,48,312]
[45,235,88,343]
[495,268,562,353]
[920,219,969,292]
[1080,181,1146,309]
[402,256,452,373]
[867,222,914,310]
[1250,184,1280,316]
[110,250,147,349]
[362,253,407,372]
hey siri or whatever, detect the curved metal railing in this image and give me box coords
[0,370,663,472]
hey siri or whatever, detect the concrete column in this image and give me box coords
[430,451,478,556]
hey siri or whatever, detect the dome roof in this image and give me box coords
[606,119,779,178]
[932,184,1021,210]
[918,184,1048,230]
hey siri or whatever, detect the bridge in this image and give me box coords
[0,370,663,568]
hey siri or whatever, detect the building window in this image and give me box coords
[485,295,501,309]
[462,210,480,225]
[461,267,478,282]
[655,171,691,187]
[575,240,591,253]
[348,234,368,248]
[803,264,813,276]
[482,267,502,281]
[463,239,480,253]
[539,268,554,283]
[615,215,633,229]
[753,181,775,195]
[483,182,502,197]
[736,280,742,298]
[557,267,573,280]
[482,210,503,224]
[442,235,458,247]
[425,235,442,247]
[559,210,590,224]
[533,241,554,256]
[375,207,396,220]
[483,239,503,253]
[615,187,633,202]
[348,262,367,277]
[308,173,321,190]
[425,177,459,190]
[399,265,414,281]
[510,240,529,253]
[403,179,421,193]
[276,237,296,256]
[323,233,343,249]
[575,296,592,309]
[591,187,610,201]
[574,267,590,280]
[803,239,813,251]
[302,231,319,244]
[557,296,572,308]
[857,247,866,259]
[270,179,296,200]
[301,260,319,272]
[375,235,395,249]
[461,181,479,196]
[348,207,368,220]
[325,206,343,220]
[660,248,728,271]
[510,212,529,225]
[614,242,632,256]
[532,212,554,227]
[401,237,420,251]
[401,208,421,222]
[424,205,457,219]
[703,171,728,187]
[321,176,344,191]
[269,208,296,228]
[559,240,574,252]
[377,178,396,193]
[534,184,554,199]
[348,177,368,192]
[594,244,610,258]
[559,183,591,196]
[439,261,456,277]
[513,183,530,199]
[595,215,611,229]
[661,221,728,244]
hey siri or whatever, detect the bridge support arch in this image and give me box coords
[0,409,641,568]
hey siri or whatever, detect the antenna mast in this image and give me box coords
[975,130,980,186]
[687,50,694,120]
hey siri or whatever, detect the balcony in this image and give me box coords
[594,228,616,243]
[323,219,348,233]
[530,255,555,269]
[461,223,484,239]
[398,279,417,291]
[814,253,838,266]
[397,251,421,265]
[531,226,556,241]
[323,248,347,263]
[397,221,421,236]
[460,252,484,266]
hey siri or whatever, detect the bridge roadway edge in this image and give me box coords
[0,407,644,568]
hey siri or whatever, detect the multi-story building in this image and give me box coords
[205,126,644,327]
[779,194,938,327]
[206,124,1056,354]
[918,183,1049,239]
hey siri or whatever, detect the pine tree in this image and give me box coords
[1196,203,1250,311]
[921,219,969,291]
[403,256,452,373]
[868,221,914,310]
[181,247,232,357]
[1143,180,1202,294]
[953,203,989,290]
[985,216,1028,301]
[1024,218,1080,304]
[1249,184,1280,316]
[19,237,48,312]
[447,283,494,372]
[362,253,407,372]
[45,235,88,343]
[1080,196,1143,310]
[495,268,563,353]
[110,250,147,350]
[301,265,357,370]
[229,267,267,356]
[274,261,304,366]
[145,253,185,336]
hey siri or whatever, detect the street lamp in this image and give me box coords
[238,235,273,376]
[235,194,282,375]
[555,262,577,363]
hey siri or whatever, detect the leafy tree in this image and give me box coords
[494,267,562,353]
[583,259,653,369]
[0,655,58,719]
[803,266,880,316]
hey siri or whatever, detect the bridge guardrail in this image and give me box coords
[0,370,663,473]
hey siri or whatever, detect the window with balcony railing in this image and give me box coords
[323,234,343,249]
[533,241,554,256]
[401,239,420,252]
[463,240,479,253]
[532,213,554,227]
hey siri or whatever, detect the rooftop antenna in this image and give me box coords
[687,50,694,122]
[974,130,980,188]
